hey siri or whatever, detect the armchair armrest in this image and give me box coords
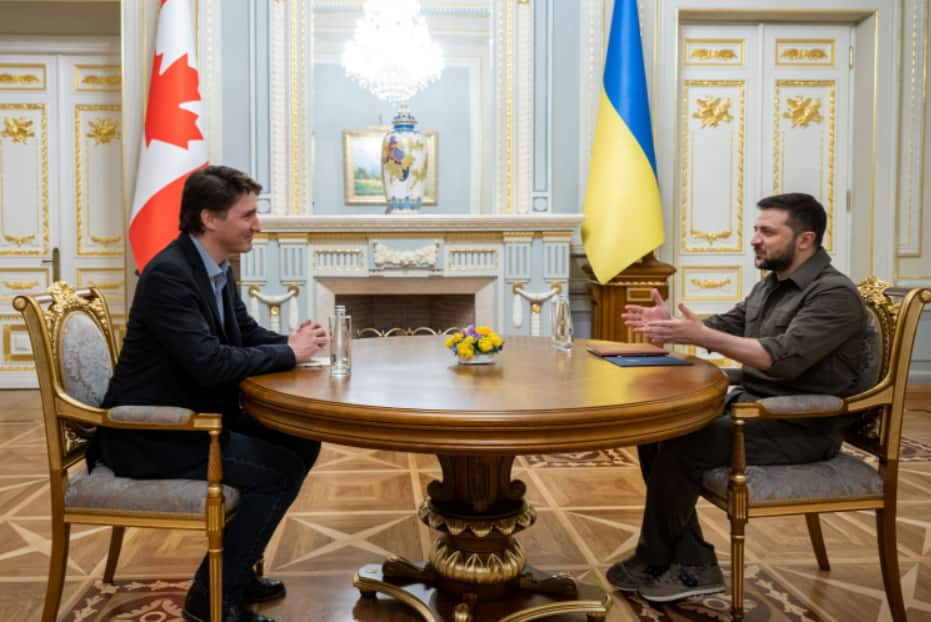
[730,394,846,420]
[108,405,194,426]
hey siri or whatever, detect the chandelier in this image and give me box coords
[342,0,445,104]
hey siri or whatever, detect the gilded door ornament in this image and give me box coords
[4,234,36,246]
[689,49,737,62]
[0,73,40,85]
[81,75,121,87]
[86,118,121,145]
[783,96,823,127]
[690,278,731,289]
[692,97,733,128]
[780,48,828,62]
[1,117,35,143]
[689,229,732,244]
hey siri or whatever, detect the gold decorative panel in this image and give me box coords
[684,39,745,66]
[0,64,46,91]
[773,80,835,250]
[1,320,32,367]
[681,266,743,302]
[74,64,121,92]
[0,104,48,255]
[0,268,49,303]
[75,105,123,256]
[76,268,125,313]
[775,39,835,67]
[681,81,744,253]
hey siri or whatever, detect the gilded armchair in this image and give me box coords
[15,283,237,622]
[700,278,930,621]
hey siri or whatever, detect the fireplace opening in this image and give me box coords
[335,294,475,337]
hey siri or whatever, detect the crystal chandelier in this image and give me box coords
[342,0,445,104]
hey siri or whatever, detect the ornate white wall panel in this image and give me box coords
[0,102,48,255]
[74,104,122,256]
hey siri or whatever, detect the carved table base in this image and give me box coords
[351,455,610,621]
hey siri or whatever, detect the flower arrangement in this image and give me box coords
[445,325,504,362]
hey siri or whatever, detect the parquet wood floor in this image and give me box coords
[2,387,930,621]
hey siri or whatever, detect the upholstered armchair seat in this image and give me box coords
[65,464,240,515]
[702,452,883,503]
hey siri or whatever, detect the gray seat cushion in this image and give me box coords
[702,452,883,502]
[65,464,240,516]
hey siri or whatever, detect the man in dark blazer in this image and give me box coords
[93,165,327,622]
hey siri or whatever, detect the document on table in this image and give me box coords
[605,355,692,367]
[297,356,330,368]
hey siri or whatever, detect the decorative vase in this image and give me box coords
[457,353,497,365]
[381,104,429,213]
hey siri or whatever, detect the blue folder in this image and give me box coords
[605,355,692,367]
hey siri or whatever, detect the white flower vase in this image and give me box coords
[382,105,428,214]
[457,352,497,365]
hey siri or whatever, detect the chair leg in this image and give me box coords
[805,513,831,571]
[103,526,125,583]
[730,516,746,622]
[42,520,70,622]
[876,508,907,622]
[208,531,223,622]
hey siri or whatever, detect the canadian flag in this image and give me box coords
[129,0,207,271]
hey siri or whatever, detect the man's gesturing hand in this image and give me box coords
[288,321,329,363]
[633,302,706,346]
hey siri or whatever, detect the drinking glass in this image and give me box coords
[552,295,573,351]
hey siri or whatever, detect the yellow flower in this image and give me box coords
[475,326,492,336]
[457,341,474,359]
[490,335,503,347]
[477,337,493,352]
[445,336,456,349]
[450,333,463,343]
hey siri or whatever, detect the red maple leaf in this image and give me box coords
[144,52,203,149]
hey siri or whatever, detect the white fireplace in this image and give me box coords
[239,214,582,337]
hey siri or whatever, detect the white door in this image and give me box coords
[0,38,123,387]
[677,23,853,364]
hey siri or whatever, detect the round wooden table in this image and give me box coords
[241,336,728,622]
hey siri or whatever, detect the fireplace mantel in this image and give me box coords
[241,214,583,337]
[259,214,583,234]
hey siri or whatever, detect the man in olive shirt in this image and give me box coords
[608,193,871,602]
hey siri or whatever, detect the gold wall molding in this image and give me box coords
[691,49,737,61]
[86,118,120,145]
[783,96,824,127]
[690,277,731,289]
[1,117,35,144]
[775,39,836,66]
[74,64,121,92]
[82,75,121,86]
[0,64,45,91]
[681,81,744,253]
[684,39,745,66]
[75,105,122,256]
[1,280,38,290]
[692,96,733,128]
[2,324,32,362]
[0,103,48,255]
[0,74,40,85]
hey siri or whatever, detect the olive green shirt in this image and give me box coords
[704,248,869,398]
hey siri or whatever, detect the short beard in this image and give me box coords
[756,245,795,272]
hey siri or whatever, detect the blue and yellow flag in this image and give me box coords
[582,0,664,284]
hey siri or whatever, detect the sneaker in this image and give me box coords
[606,556,665,592]
[638,562,725,602]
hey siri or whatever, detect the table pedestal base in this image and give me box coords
[353,558,610,622]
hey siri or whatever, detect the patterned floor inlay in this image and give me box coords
[1,390,930,621]
[65,578,190,622]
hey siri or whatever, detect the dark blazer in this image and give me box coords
[92,234,296,478]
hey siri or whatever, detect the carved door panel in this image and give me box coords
[677,23,852,364]
[0,45,122,387]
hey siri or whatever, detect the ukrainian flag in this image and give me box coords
[582,0,664,284]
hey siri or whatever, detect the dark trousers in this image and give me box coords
[180,411,320,602]
[635,398,848,567]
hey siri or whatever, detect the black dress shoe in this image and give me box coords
[182,587,276,622]
[243,575,287,604]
